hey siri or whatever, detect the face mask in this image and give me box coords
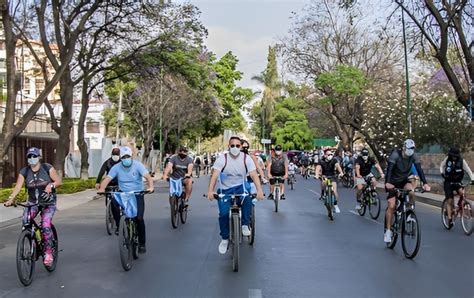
[275,150,282,156]
[241,147,249,154]
[112,155,120,162]
[178,153,187,159]
[28,157,39,166]
[405,149,414,157]
[122,158,132,167]
[362,155,368,161]
[229,147,240,156]
[326,155,333,161]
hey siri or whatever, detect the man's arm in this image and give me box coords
[249,170,264,200]
[186,163,193,177]
[96,161,108,186]
[284,158,289,178]
[251,155,265,178]
[375,163,385,179]
[462,159,474,181]
[267,161,272,178]
[162,162,173,179]
[315,164,322,179]
[355,163,361,178]
[439,157,448,175]
[98,176,112,192]
[143,172,155,192]
[336,162,344,176]
[207,170,220,200]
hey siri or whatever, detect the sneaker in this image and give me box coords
[267,194,274,200]
[281,194,286,200]
[138,244,147,253]
[334,205,341,213]
[384,230,393,243]
[114,227,119,236]
[406,215,416,224]
[242,225,251,236]
[355,203,362,210]
[43,253,54,267]
[218,239,229,254]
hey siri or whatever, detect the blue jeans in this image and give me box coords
[217,185,252,240]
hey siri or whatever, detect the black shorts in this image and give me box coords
[444,181,463,199]
[270,177,285,185]
[386,180,409,199]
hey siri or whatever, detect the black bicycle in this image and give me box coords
[168,177,189,229]
[270,176,284,213]
[319,177,336,220]
[98,190,153,271]
[357,175,381,219]
[14,202,59,286]
[384,188,422,259]
[341,168,354,188]
[105,186,119,236]
[214,193,256,272]
[288,173,296,190]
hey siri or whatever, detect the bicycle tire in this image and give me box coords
[249,205,255,245]
[326,188,334,221]
[384,209,398,249]
[231,214,240,272]
[369,192,381,220]
[342,176,350,188]
[106,198,114,235]
[274,186,279,213]
[358,197,367,216]
[170,196,179,229]
[44,224,58,272]
[179,197,188,224]
[118,216,132,271]
[290,179,294,190]
[131,221,139,260]
[401,210,421,259]
[441,199,452,230]
[16,229,35,286]
[461,200,473,235]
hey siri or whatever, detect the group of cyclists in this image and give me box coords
[3,137,473,272]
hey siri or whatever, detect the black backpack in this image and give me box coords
[444,157,464,182]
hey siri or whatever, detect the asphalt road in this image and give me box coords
[0,175,473,298]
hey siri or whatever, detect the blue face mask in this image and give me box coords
[122,158,132,167]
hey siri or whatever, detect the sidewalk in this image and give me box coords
[0,189,98,228]
[375,182,446,207]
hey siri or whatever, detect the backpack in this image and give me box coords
[444,157,464,182]
[270,156,285,174]
[220,153,248,174]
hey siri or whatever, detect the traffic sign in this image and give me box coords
[261,139,271,144]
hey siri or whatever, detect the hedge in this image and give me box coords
[0,177,97,203]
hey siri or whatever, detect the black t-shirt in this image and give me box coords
[355,156,377,177]
[170,155,193,179]
[319,159,338,177]
[387,149,417,184]
[20,163,56,205]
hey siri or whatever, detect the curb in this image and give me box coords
[375,185,444,208]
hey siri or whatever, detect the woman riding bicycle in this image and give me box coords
[4,147,62,267]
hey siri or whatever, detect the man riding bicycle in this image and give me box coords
[439,147,474,227]
[207,136,264,254]
[315,149,344,214]
[267,145,289,200]
[384,139,430,243]
[241,139,266,189]
[194,154,202,177]
[162,146,194,205]
[288,161,297,184]
[354,148,385,211]
[98,146,154,253]
[300,152,310,177]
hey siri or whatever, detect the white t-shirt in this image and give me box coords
[213,153,256,190]
[289,163,297,173]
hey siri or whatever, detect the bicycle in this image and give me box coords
[105,186,119,236]
[288,173,296,190]
[98,190,152,271]
[341,168,354,188]
[319,177,336,221]
[13,202,59,286]
[213,193,257,272]
[168,177,189,229]
[441,182,472,235]
[195,164,201,178]
[357,175,381,219]
[384,188,422,259]
[270,176,284,213]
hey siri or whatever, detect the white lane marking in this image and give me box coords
[349,210,383,226]
[309,189,319,195]
[249,289,262,298]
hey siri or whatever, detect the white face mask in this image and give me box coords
[405,148,415,157]
[28,157,39,166]
[275,150,282,156]
[326,155,333,161]
[112,155,120,162]
[229,146,241,156]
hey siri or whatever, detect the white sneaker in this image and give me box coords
[334,205,341,213]
[218,239,229,254]
[242,225,251,236]
[355,203,362,210]
[384,230,393,243]
[406,215,416,224]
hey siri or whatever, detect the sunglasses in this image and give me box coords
[27,154,39,158]
[230,144,241,148]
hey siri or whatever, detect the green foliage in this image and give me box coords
[272,120,313,150]
[316,65,368,103]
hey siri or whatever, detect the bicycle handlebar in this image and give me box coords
[97,190,154,195]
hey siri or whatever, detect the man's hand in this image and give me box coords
[385,183,395,190]
[146,187,155,193]
[162,175,167,180]
[95,183,100,190]
[207,190,215,201]
[256,190,264,201]
[45,183,54,194]
[283,174,288,180]
[98,187,106,193]
[4,198,15,207]
[423,184,431,192]
[380,174,385,180]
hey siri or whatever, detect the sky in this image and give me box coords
[191,0,308,90]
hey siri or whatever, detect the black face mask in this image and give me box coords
[241,147,249,154]
[178,153,187,159]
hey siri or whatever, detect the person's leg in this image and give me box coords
[135,194,146,246]
[404,182,415,206]
[184,178,193,201]
[240,196,252,226]
[23,205,39,226]
[218,198,231,239]
[280,178,286,198]
[356,182,364,202]
[385,196,396,230]
[111,196,121,227]
[444,181,454,220]
[40,205,57,258]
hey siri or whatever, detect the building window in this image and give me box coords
[86,122,100,133]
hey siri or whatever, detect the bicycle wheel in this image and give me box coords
[44,224,58,272]
[342,176,350,188]
[369,192,381,220]
[401,210,421,259]
[384,210,398,249]
[249,205,255,245]
[326,190,334,221]
[461,200,472,235]
[131,222,139,260]
[106,198,114,235]
[274,187,279,213]
[290,179,294,190]
[179,197,188,224]
[357,197,367,216]
[118,216,132,271]
[231,214,240,272]
[441,199,452,230]
[16,229,36,286]
[170,196,179,229]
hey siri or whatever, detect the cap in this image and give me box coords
[26,147,41,157]
[404,139,416,149]
[111,147,120,155]
[120,146,133,158]
[275,145,282,151]
[178,146,188,152]
[361,148,369,156]
[448,147,460,158]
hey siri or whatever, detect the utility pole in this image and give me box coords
[115,85,123,145]
[401,7,412,137]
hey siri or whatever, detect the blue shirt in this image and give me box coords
[107,161,149,192]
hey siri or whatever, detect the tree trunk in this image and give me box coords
[77,79,90,180]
